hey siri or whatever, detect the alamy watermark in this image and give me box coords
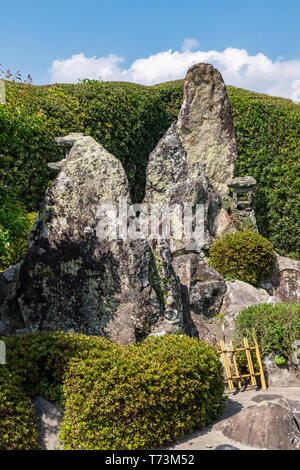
[93,198,205,251]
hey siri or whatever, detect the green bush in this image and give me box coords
[3,331,117,405]
[228,86,300,260]
[1,332,224,450]
[0,196,36,270]
[0,368,39,450]
[234,302,300,361]
[60,334,224,450]
[209,230,274,285]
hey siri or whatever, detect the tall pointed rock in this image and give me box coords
[177,63,238,198]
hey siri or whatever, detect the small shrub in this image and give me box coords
[60,334,224,450]
[234,302,300,362]
[3,331,117,404]
[209,230,274,285]
[0,368,39,450]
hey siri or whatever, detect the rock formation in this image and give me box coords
[177,64,238,199]
[0,63,299,347]
[3,133,193,343]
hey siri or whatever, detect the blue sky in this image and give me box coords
[1,0,300,99]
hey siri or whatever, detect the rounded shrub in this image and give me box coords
[0,368,39,450]
[209,230,274,285]
[60,334,224,450]
[234,302,300,362]
[3,331,117,404]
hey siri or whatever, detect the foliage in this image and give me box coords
[3,331,117,405]
[227,86,300,260]
[0,332,224,450]
[209,230,274,285]
[0,195,36,270]
[234,302,300,361]
[60,334,224,450]
[0,79,299,259]
[0,367,39,450]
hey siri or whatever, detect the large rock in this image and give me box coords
[13,134,193,342]
[0,263,24,335]
[261,253,300,303]
[220,280,278,341]
[264,354,300,388]
[177,63,238,199]
[144,63,239,256]
[217,399,300,450]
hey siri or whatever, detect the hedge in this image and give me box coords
[3,331,117,404]
[0,79,299,264]
[0,332,224,450]
[0,368,39,450]
[60,335,224,450]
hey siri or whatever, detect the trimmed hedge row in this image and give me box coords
[0,332,224,450]
[1,79,299,261]
[61,335,224,450]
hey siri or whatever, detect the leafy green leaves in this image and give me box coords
[60,334,224,450]
[234,302,300,360]
[209,230,274,285]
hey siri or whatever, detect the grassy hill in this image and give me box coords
[0,79,299,268]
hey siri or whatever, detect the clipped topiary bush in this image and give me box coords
[0,368,39,450]
[234,302,300,362]
[3,331,117,404]
[60,334,224,450]
[209,230,274,285]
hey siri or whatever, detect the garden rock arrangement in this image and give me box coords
[0,63,299,348]
[12,134,192,342]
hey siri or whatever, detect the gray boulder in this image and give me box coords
[144,63,239,256]
[217,399,300,450]
[220,280,278,341]
[0,263,24,335]
[261,253,300,303]
[177,63,238,199]
[264,354,300,388]
[13,134,193,342]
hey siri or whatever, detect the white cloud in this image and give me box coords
[182,38,200,52]
[49,41,300,100]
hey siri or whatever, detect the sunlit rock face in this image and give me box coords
[14,134,192,343]
[144,63,238,257]
[177,63,238,199]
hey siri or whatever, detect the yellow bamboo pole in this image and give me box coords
[244,337,257,387]
[220,340,234,390]
[253,334,267,390]
[230,340,242,389]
